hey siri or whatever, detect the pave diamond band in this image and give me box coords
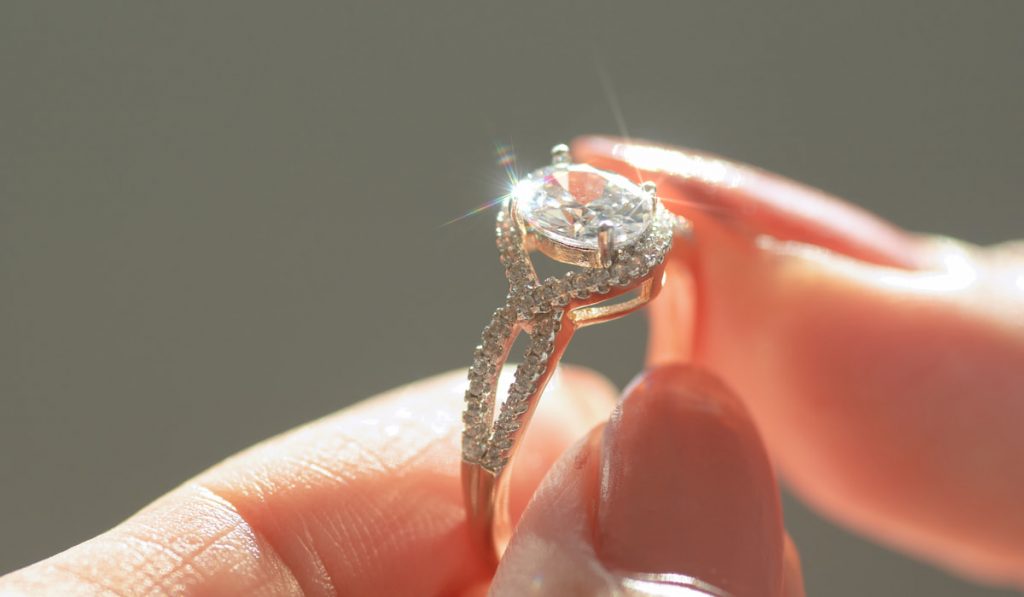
[461,144,684,562]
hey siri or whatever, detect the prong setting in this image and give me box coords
[550,143,571,166]
[597,221,615,268]
[641,180,657,195]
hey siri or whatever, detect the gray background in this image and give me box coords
[1,2,1021,595]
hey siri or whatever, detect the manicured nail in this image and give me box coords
[596,364,785,596]
[573,136,925,270]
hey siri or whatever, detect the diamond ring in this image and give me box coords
[461,143,685,562]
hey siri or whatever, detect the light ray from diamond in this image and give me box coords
[439,194,509,228]
[440,140,521,228]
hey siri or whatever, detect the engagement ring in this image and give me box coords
[461,143,686,562]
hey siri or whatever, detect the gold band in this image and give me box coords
[462,262,668,562]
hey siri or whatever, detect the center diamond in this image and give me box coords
[512,164,653,250]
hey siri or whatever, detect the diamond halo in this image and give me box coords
[463,145,679,474]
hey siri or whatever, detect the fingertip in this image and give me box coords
[598,364,785,595]
[496,364,789,596]
[646,244,698,367]
[549,365,619,433]
[492,425,612,596]
[507,365,617,525]
[782,533,806,597]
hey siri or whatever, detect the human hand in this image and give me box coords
[0,365,798,596]
[573,136,1024,588]
[2,136,1021,596]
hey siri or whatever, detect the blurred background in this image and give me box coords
[2,2,1022,595]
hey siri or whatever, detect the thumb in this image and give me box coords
[491,365,804,597]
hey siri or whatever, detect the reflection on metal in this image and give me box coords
[618,571,732,597]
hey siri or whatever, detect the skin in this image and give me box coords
[575,136,1024,587]
[1,136,1021,595]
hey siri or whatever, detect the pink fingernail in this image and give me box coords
[574,135,925,271]
[596,364,785,596]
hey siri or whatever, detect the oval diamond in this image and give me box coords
[512,164,653,250]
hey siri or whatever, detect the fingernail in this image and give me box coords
[596,364,785,596]
[573,135,925,271]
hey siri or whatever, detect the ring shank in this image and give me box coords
[462,310,576,562]
[461,266,666,563]
[461,461,509,565]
